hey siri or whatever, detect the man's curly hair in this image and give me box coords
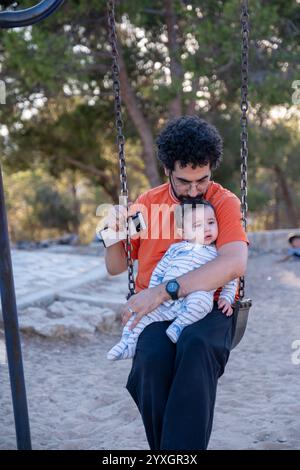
[156,116,223,171]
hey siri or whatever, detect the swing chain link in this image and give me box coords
[107,0,136,298]
[239,0,249,300]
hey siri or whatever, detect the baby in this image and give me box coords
[107,200,237,361]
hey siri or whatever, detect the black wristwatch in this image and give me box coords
[165,279,180,301]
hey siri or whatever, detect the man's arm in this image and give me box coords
[122,241,248,329]
[105,242,127,275]
[159,241,248,301]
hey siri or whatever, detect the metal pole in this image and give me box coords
[0,0,65,452]
[0,0,65,28]
[0,164,31,450]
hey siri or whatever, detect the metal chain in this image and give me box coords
[239,0,249,300]
[107,0,249,300]
[107,0,135,298]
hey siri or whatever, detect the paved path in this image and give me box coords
[11,249,102,298]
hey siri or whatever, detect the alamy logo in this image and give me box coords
[291,340,300,365]
[0,339,7,365]
[292,80,300,105]
[0,80,6,104]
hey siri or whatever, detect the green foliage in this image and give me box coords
[4,169,80,241]
[0,0,299,235]
[248,187,270,212]
[29,183,79,232]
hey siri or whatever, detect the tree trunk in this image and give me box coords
[70,172,80,234]
[117,48,161,187]
[273,173,280,229]
[274,165,298,227]
[165,0,183,119]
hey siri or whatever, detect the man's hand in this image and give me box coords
[101,202,134,233]
[121,284,168,329]
[218,298,233,316]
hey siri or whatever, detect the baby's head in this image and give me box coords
[174,200,218,245]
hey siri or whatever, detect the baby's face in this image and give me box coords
[181,206,218,245]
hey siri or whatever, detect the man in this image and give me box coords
[104,116,248,450]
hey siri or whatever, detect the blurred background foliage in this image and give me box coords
[0,0,299,242]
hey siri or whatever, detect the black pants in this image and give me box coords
[126,302,234,450]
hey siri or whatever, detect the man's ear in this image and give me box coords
[164,167,170,177]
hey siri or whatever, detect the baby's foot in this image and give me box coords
[166,323,184,343]
[106,340,131,360]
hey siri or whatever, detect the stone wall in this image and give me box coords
[248,228,299,254]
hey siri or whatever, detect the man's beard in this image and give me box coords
[177,195,204,206]
[169,176,204,206]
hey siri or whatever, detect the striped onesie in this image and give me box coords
[107,240,237,361]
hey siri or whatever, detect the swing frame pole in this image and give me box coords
[0,0,65,451]
[0,165,31,450]
[0,0,65,28]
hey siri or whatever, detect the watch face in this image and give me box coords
[168,281,178,292]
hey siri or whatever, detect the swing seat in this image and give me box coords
[231,298,252,350]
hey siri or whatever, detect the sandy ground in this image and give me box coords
[1,252,300,450]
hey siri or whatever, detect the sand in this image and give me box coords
[1,252,300,450]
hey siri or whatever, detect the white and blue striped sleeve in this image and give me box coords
[219,278,238,304]
[148,245,177,288]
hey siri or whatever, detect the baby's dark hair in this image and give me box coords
[156,115,223,171]
[174,199,215,229]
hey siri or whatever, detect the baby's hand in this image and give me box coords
[218,298,234,317]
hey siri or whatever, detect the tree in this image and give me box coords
[1,0,299,230]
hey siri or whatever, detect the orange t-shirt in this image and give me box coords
[123,181,248,301]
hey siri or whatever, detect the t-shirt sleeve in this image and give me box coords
[215,195,249,249]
